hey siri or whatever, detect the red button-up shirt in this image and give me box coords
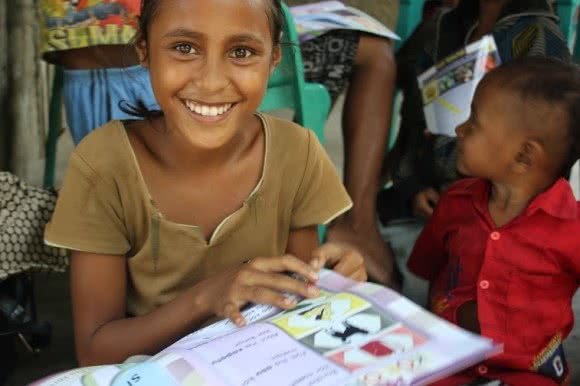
[408,178,580,385]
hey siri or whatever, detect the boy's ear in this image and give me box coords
[135,39,149,68]
[513,140,543,173]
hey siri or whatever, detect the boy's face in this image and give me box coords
[455,80,526,180]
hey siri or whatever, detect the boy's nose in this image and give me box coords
[455,121,466,137]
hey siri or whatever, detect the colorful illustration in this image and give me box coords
[326,325,427,371]
[352,352,432,386]
[270,292,370,339]
[418,35,501,137]
[40,0,140,54]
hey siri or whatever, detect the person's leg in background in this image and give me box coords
[379,219,429,306]
[302,32,398,287]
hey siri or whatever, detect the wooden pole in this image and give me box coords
[9,0,46,184]
[0,0,9,170]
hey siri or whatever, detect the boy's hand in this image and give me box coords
[198,255,321,327]
[311,242,367,282]
[412,187,440,218]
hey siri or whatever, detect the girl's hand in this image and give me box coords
[198,255,321,327]
[311,242,367,282]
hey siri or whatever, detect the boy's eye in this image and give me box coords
[230,47,253,59]
[174,43,197,55]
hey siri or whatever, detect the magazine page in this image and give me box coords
[159,270,500,386]
[289,1,399,42]
[418,35,501,137]
[30,270,501,386]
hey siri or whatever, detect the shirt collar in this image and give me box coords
[455,178,578,221]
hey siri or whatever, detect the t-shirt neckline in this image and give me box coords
[118,113,270,244]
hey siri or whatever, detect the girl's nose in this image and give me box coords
[195,57,228,93]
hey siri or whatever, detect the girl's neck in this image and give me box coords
[147,115,262,174]
[470,0,508,42]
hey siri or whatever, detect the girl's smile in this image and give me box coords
[182,99,236,123]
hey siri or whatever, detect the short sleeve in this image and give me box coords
[290,130,352,229]
[44,152,130,255]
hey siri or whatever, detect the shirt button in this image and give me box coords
[477,364,488,375]
[490,231,501,241]
[479,280,490,289]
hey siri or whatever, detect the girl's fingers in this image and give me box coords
[248,255,319,282]
[223,302,245,327]
[242,270,320,299]
[351,267,368,282]
[241,285,299,310]
[312,242,346,268]
[333,249,365,277]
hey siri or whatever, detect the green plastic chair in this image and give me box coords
[258,2,331,143]
[259,2,332,242]
[395,0,426,51]
[555,0,580,50]
[555,0,580,62]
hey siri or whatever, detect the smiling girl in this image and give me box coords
[44,0,366,366]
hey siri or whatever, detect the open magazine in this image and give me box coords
[290,1,399,42]
[418,35,501,137]
[31,270,501,386]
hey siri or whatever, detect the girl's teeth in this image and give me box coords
[186,101,233,117]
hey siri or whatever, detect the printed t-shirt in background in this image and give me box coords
[39,0,141,62]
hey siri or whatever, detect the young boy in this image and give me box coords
[408,57,580,386]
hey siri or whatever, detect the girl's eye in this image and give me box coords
[174,43,196,55]
[230,47,253,59]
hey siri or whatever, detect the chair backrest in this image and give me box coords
[554,0,580,62]
[258,2,307,123]
[395,0,426,51]
[555,0,579,49]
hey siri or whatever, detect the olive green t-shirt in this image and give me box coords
[45,113,352,316]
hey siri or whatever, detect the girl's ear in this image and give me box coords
[135,39,149,68]
[270,44,282,74]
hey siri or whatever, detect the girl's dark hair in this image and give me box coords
[488,57,580,178]
[122,0,285,119]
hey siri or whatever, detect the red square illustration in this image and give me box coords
[361,340,394,357]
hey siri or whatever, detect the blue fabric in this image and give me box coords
[63,65,159,145]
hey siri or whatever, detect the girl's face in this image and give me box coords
[455,80,525,180]
[138,0,280,149]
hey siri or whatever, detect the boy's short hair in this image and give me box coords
[484,57,580,177]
